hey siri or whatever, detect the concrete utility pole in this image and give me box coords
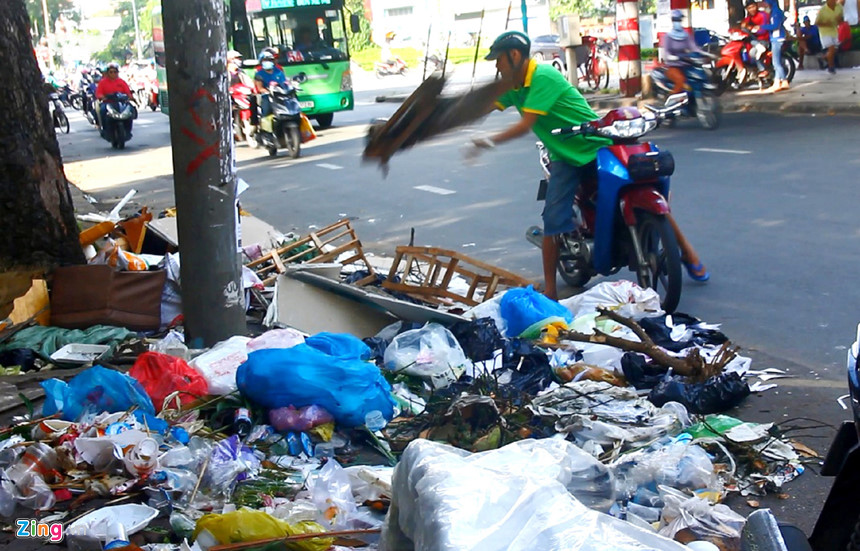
[616,0,642,97]
[161,0,246,348]
[130,0,143,59]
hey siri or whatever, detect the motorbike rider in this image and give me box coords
[752,0,789,92]
[660,9,706,94]
[467,31,710,299]
[380,31,396,66]
[254,51,288,125]
[95,62,134,136]
[228,50,253,87]
[741,0,770,74]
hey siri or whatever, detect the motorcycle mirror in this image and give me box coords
[350,14,361,34]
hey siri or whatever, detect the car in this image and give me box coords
[529,34,565,63]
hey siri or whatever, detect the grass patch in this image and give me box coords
[351,46,490,71]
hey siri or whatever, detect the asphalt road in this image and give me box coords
[55,87,860,533]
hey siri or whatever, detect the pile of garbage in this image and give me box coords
[0,265,816,550]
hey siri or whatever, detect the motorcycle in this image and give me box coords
[229,81,258,145]
[714,28,796,92]
[99,92,136,149]
[132,77,159,112]
[255,83,302,159]
[648,52,722,130]
[525,107,682,313]
[48,92,70,134]
[421,52,450,77]
[375,57,408,78]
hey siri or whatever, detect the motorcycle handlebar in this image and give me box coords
[551,123,593,137]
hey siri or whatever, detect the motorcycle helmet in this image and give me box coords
[484,30,531,60]
[227,49,243,61]
[671,9,684,21]
[385,31,396,40]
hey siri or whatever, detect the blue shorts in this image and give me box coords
[542,159,595,236]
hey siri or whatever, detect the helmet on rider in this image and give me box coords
[670,9,685,22]
[227,49,243,61]
[385,31,396,40]
[485,30,531,61]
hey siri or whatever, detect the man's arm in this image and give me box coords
[254,76,266,94]
[486,112,539,145]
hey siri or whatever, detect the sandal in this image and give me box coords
[683,261,710,282]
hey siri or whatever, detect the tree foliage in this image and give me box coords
[26,0,77,37]
[550,0,658,21]
[345,0,373,52]
[96,0,159,63]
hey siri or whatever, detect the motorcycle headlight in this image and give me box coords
[597,117,656,139]
[106,104,120,116]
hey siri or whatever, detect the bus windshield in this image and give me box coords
[246,6,348,65]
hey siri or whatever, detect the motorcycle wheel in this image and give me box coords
[71,96,83,111]
[782,55,796,83]
[634,213,682,313]
[399,66,409,76]
[286,125,301,159]
[149,101,158,112]
[556,233,591,288]
[715,67,732,95]
[696,94,722,130]
[267,144,277,157]
[114,125,126,150]
[375,68,385,79]
[315,113,333,129]
[54,111,70,134]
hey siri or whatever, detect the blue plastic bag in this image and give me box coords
[41,365,155,421]
[500,286,574,338]
[237,344,396,427]
[305,332,372,361]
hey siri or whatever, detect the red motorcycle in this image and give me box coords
[229,81,258,145]
[374,58,408,78]
[714,28,796,92]
[131,75,159,112]
[526,107,682,312]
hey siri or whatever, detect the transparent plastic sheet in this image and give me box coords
[383,323,471,390]
[611,441,720,499]
[381,439,688,551]
[203,435,261,497]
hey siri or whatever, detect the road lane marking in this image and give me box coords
[316,163,343,170]
[694,148,751,154]
[414,185,456,195]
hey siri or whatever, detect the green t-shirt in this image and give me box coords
[816,4,842,37]
[496,60,610,166]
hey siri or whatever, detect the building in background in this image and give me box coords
[368,0,551,48]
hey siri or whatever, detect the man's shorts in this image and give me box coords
[542,159,596,236]
[821,34,840,49]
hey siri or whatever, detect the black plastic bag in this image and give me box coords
[0,349,37,372]
[502,338,554,395]
[621,352,668,390]
[648,371,750,414]
[638,314,729,352]
[449,317,504,362]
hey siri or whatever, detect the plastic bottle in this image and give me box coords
[314,442,335,459]
[364,410,386,432]
[233,408,252,438]
[103,520,130,550]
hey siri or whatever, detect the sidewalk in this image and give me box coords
[369,63,860,116]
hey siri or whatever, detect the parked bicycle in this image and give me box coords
[546,36,611,92]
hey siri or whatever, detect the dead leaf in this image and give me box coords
[777,493,790,500]
[790,440,820,458]
[747,500,760,508]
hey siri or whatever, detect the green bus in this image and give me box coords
[153,0,358,128]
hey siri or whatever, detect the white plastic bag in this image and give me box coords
[381,438,687,551]
[383,323,471,389]
[247,328,305,352]
[561,280,663,320]
[306,459,358,530]
[189,336,251,395]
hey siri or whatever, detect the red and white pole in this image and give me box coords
[616,0,641,97]
[657,0,693,47]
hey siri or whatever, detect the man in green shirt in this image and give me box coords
[468,31,709,300]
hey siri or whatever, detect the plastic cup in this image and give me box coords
[364,410,386,432]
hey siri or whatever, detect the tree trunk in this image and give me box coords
[0,0,84,317]
[727,0,746,26]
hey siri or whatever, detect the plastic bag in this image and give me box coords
[307,459,358,529]
[41,365,155,421]
[189,336,250,395]
[560,280,662,320]
[658,486,744,544]
[305,332,372,361]
[193,508,331,551]
[129,351,209,412]
[382,438,687,551]
[203,435,261,496]
[449,318,504,362]
[269,405,334,433]
[237,345,396,427]
[383,323,471,390]
[611,441,719,499]
[464,293,508,337]
[649,372,750,414]
[299,113,317,143]
[500,286,573,338]
[247,328,305,352]
[158,253,182,330]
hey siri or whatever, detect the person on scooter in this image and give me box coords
[752,0,789,92]
[660,10,706,94]
[254,51,287,119]
[467,31,709,299]
[741,0,769,74]
[95,62,133,136]
[380,31,396,66]
[228,50,252,87]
